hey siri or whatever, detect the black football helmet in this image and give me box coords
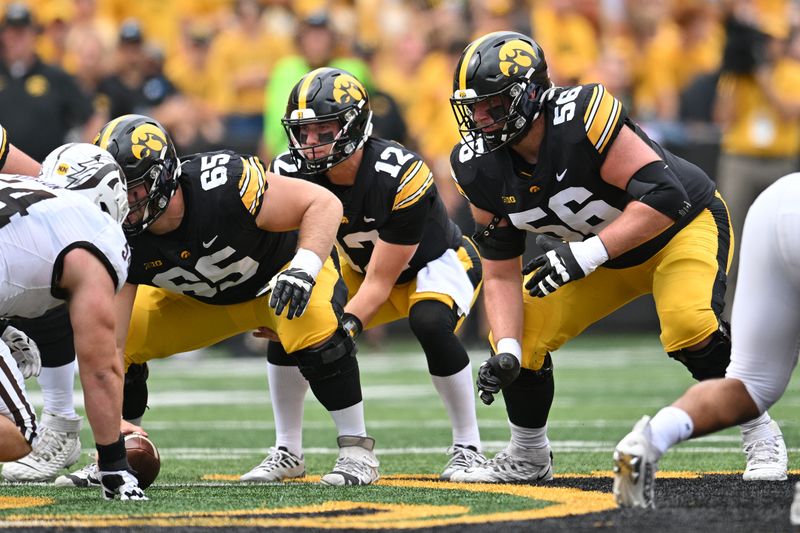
[282,67,373,174]
[93,114,179,235]
[450,31,551,155]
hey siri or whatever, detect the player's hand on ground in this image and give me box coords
[2,325,41,378]
[264,268,316,320]
[477,352,521,405]
[98,469,148,501]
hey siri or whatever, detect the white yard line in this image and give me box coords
[132,420,753,438]
[74,442,799,460]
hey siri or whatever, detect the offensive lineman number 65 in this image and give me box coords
[200,154,231,190]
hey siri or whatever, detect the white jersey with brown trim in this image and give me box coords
[450,83,715,267]
[127,151,297,305]
[0,175,129,318]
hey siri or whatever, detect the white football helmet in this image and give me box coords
[39,143,129,225]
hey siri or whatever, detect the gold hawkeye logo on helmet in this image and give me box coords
[333,74,364,105]
[130,124,167,160]
[498,39,537,77]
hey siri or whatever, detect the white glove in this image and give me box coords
[2,325,41,379]
[99,469,148,501]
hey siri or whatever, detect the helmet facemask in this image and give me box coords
[451,69,546,155]
[123,150,179,236]
[283,100,373,175]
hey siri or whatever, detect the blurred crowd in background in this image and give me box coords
[1,0,799,348]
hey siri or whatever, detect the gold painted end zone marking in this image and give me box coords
[0,497,53,510]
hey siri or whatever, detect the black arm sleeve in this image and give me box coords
[626,161,692,220]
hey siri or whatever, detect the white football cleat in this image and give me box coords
[742,420,788,481]
[54,462,100,487]
[240,447,305,482]
[613,416,658,509]
[449,443,553,483]
[2,412,82,482]
[320,435,379,486]
[441,444,487,481]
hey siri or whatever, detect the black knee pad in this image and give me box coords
[668,321,731,381]
[293,327,357,382]
[408,300,469,377]
[122,363,149,421]
[293,327,361,411]
[503,354,554,428]
[267,341,297,366]
[9,305,75,367]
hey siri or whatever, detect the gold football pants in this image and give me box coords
[517,193,733,371]
[123,257,343,369]
[340,237,482,331]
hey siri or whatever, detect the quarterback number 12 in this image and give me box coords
[374,146,414,178]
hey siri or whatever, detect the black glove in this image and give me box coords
[267,268,316,320]
[341,312,363,339]
[98,468,148,501]
[523,234,588,298]
[477,352,521,405]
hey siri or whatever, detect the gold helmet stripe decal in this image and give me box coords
[298,67,331,110]
[96,115,130,150]
[458,32,500,91]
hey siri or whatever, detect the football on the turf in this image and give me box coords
[124,433,161,489]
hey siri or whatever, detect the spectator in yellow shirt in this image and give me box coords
[714,2,800,304]
[207,0,292,155]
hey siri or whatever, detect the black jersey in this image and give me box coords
[127,151,297,305]
[0,124,8,170]
[450,83,716,268]
[272,137,461,284]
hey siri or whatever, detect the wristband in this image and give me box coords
[571,235,609,275]
[496,337,522,363]
[341,312,363,339]
[290,248,323,279]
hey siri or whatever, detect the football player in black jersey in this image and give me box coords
[447,31,787,483]
[55,114,380,487]
[246,67,486,481]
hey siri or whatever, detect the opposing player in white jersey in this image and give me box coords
[0,143,147,500]
[614,173,800,509]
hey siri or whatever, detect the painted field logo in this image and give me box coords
[0,477,615,529]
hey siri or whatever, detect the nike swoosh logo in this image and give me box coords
[202,235,218,248]
[363,216,375,223]
[556,169,567,182]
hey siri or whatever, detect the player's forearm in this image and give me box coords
[296,192,343,262]
[4,145,40,176]
[483,261,524,343]
[79,352,124,446]
[597,201,673,259]
[344,279,393,327]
